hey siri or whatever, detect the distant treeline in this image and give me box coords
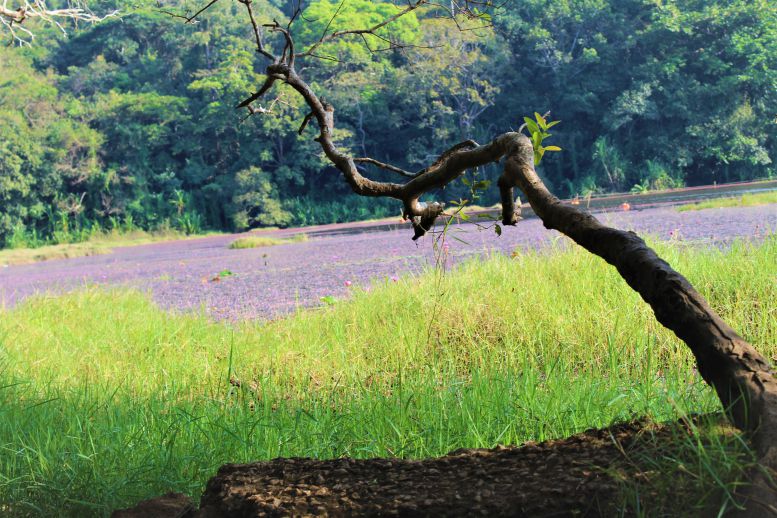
[1,0,774,246]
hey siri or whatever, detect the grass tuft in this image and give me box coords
[228,233,308,249]
[677,191,777,212]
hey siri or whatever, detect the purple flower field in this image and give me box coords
[1,204,774,321]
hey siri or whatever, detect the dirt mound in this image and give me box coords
[112,418,725,517]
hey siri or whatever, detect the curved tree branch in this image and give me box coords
[223,5,777,510]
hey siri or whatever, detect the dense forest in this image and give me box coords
[1,0,774,246]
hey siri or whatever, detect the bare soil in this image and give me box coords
[114,417,740,517]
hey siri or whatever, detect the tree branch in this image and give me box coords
[353,158,418,179]
[297,111,314,135]
[0,1,116,44]
[264,19,295,67]
[240,54,777,504]
[237,0,275,61]
[236,70,283,109]
[184,0,222,23]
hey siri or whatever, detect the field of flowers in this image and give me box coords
[1,204,775,320]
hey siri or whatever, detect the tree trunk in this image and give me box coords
[499,133,777,514]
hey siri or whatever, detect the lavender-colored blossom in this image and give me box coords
[1,204,774,321]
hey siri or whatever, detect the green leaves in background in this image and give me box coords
[1,0,774,248]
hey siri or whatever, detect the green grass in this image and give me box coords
[0,241,110,265]
[228,233,308,249]
[0,237,774,516]
[0,230,222,266]
[677,190,777,211]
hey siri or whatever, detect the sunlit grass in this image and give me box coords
[0,230,223,266]
[228,233,308,249]
[0,236,774,515]
[0,241,110,265]
[677,191,777,212]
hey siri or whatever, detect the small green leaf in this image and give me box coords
[544,145,562,151]
[473,180,491,190]
[524,118,540,135]
[546,120,561,129]
[534,112,547,128]
[461,177,471,186]
[320,296,337,305]
[535,148,546,165]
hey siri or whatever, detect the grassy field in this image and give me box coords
[0,237,774,516]
[677,191,777,212]
[0,230,224,266]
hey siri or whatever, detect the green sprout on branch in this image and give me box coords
[522,112,562,165]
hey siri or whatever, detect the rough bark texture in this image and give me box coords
[111,416,763,516]
[501,135,777,445]
[191,419,717,517]
[496,135,777,513]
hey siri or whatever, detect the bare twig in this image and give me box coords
[264,19,295,67]
[184,0,222,23]
[318,0,345,44]
[238,0,274,61]
[236,71,282,109]
[298,111,315,135]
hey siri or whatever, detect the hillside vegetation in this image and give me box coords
[1,0,774,247]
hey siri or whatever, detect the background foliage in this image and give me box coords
[1,0,774,246]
